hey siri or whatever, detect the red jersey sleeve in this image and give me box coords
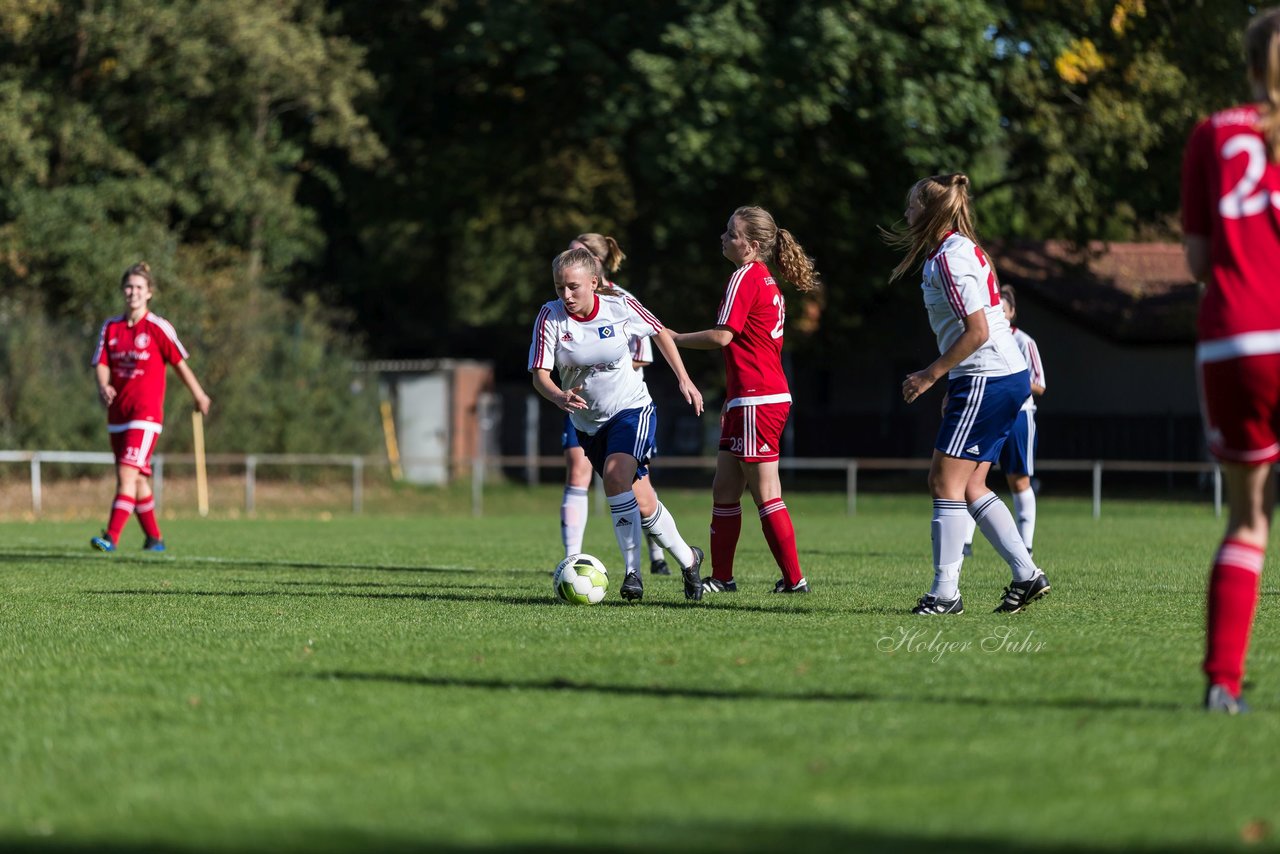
[92,320,111,367]
[1182,118,1215,238]
[715,264,757,334]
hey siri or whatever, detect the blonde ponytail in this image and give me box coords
[882,173,979,282]
[731,206,821,293]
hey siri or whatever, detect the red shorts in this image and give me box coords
[719,402,790,462]
[1199,354,1280,464]
[108,422,163,476]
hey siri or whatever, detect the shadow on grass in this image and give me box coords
[89,586,868,613]
[0,548,480,575]
[310,669,1187,713]
[0,828,1232,854]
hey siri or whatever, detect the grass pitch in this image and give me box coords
[0,488,1276,852]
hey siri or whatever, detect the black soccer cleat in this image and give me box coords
[771,576,809,594]
[1205,684,1250,715]
[682,547,704,601]
[142,536,166,552]
[912,594,964,615]
[702,577,737,593]
[993,572,1051,613]
[619,572,644,602]
[650,558,671,576]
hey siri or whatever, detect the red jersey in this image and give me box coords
[91,312,189,425]
[1182,104,1280,355]
[715,261,790,407]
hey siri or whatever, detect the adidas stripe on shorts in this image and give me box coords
[936,370,1030,464]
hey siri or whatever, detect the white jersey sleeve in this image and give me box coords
[621,296,663,338]
[528,302,559,373]
[922,234,1026,378]
[935,244,990,320]
[1021,332,1045,390]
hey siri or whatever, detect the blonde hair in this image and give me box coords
[1247,7,1280,162]
[882,173,980,282]
[572,233,626,274]
[731,206,820,293]
[552,247,621,296]
[120,261,152,289]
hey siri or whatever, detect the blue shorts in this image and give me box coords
[561,414,580,451]
[577,405,657,480]
[936,371,1031,463]
[999,407,1037,476]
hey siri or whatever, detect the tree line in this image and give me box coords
[0,0,1259,452]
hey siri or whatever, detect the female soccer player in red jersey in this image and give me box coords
[90,262,211,552]
[558,233,671,575]
[886,174,1048,616]
[670,206,818,594]
[1182,7,1280,714]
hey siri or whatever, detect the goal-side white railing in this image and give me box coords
[0,450,1225,519]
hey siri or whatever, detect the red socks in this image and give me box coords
[136,497,161,540]
[759,499,803,586]
[710,503,742,581]
[1204,539,1264,695]
[106,494,135,544]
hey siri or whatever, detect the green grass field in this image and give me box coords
[0,488,1276,852]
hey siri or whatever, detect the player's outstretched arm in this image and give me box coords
[174,360,212,415]
[531,368,587,413]
[669,326,734,350]
[652,329,704,415]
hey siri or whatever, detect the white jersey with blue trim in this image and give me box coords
[921,232,1026,378]
[1010,326,1045,411]
[528,292,663,435]
[610,284,654,376]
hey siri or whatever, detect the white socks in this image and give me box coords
[640,502,694,569]
[931,499,969,599]
[647,532,664,561]
[970,492,1037,582]
[1012,486,1036,552]
[561,485,589,557]
[607,490,644,576]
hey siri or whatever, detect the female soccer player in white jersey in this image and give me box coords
[962,285,1046,556]
[558,233,672,576]
[886,174,1050,615]
[90,262,211,552]
[530,248,706,602]
[1182,7,1280,713]
[670,206,819,594]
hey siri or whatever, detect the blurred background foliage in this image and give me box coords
[0,0,1261,450]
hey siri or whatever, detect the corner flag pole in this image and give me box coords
[192,408,209,517]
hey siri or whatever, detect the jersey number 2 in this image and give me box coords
[1219,134,1280,219]
[974,246,999,306]
[770,294,785,339]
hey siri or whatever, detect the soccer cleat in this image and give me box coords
[142,536,166,552]
[771,577,809,594]
[993,572,1051,613]
[620,572,644,602]
[702,577,738,593]
[650,558,671,576]
[682,547,704,601]
[90,533,116,552]
[1205,684,1250,715]
[912,594,964,615]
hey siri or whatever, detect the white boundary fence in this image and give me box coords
[0,451,1225,519]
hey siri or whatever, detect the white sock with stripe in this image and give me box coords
[647,532,664,561]
[1012,486,1036,552]
[931,499,968,599]
[970,492,1037,582]
[561,485,589,557]
[640,502,694,569]
[607,491,644,576]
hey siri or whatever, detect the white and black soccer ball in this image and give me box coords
[553,553,609,605]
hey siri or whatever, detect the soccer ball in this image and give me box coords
[554,553,609,604]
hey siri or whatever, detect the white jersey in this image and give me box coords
[921,232,1026,378]
[610,284,654,376]
[1010,326,1045,411]
[528,293,663,435]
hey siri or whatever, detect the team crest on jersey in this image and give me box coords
[135,332,151,349]
[598,325,615,339]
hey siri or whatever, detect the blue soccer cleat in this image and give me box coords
[142,536,166,552]
[90,533,116,552]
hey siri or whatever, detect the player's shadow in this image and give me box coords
[311,670,1188,713]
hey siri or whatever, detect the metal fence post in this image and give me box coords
[1092,461,1102,519]
[525,394,539,486]
[846,461,858,516]
[352,456,364,514]
[1213,464,1222,518]
[245,455,257,514]
[30,454,41,516]
[152,456,163,509]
